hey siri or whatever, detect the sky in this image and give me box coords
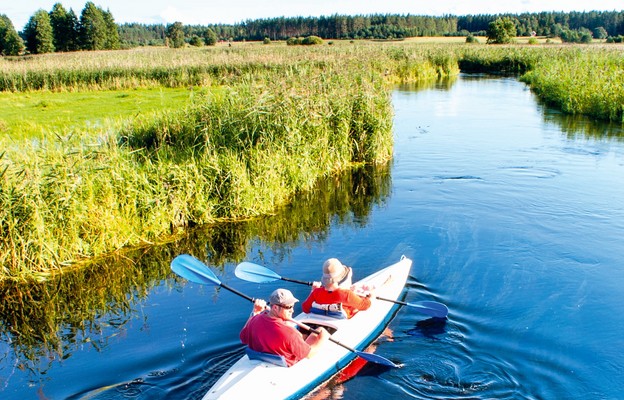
[4,1,624,31]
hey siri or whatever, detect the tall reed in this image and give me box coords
[2,46,412,280]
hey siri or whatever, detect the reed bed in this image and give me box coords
[3,42,622,280]
[520,47,624,122]
[459,44,624,122]
[0,162,390,369]
[3,43,451,280]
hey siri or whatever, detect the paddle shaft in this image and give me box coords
[234,261,447,318]
[219,281,255,303]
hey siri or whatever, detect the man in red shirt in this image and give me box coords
[240,288,329,367]
[302,258,374,319]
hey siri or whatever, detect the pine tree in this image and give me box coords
[79,1,107,50]
[49,3,78,52]
[23,9,55,54]
[102,9,120,49]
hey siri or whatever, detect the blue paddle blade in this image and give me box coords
[171,254,221,286]
[408,301,448,318]
[355,351,402,368]
[235,262,282,283]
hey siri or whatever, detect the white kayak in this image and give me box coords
[202,255,413,400]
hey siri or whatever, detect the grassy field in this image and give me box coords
[0,87,199,140]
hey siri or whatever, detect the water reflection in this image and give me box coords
[400,74,624,141]
[541,106,624,140]
[0,162,391,380]
[396,76,457,93]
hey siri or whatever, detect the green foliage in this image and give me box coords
[2,29,24,55]
[118,23,166,47]
[593,27,608,39]
[605,35,624,43]
[263,37,271,44]
[79,2,108,50]
[102,9,120,50]
[49,3,79,52]
[0,14,25,55]
[204,28,218,46]
[520,47,624,122]
[166,21,185,48]
[487,17,516,44]
[287,36,323,45]
[465,34,479,44]
[0,45,419,277]
[302,35,323,45]
[189,35,204,47]
[23,9,56,54]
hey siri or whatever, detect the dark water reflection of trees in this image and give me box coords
[541,108,624,140]
[0,162,391,375]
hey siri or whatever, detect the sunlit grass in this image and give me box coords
[0,87,200,139]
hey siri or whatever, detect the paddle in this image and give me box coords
[170,254,401,368]
[235,261,449,319]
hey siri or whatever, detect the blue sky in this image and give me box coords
[4,1,624,31]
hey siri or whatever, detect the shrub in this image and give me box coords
[465,35,479,44]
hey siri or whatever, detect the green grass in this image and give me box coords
[0,87,201,139]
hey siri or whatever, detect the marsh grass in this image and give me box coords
[2,43,623,280]
[2,45,424,279]
[520,47,624,122]
[0,161,390,370]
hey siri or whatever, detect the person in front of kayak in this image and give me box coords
[240,288,329,367]
[302,258,374,319]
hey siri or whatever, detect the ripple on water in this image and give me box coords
[395,354,535,400]
[497,166,561,179]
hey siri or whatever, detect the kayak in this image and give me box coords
[202,255,413,400]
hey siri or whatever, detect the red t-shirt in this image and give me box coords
[301,287,371,319]
[239,312,311,367]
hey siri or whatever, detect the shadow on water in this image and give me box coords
[406,317,448,339]
[0,162,391,385]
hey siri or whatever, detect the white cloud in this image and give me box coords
[160,6,187,25]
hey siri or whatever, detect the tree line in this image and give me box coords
[1,2,119,55]
[2,5,624,55]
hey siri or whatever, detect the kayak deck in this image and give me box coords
[203,256,412,400]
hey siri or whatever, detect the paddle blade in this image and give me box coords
[355,351,402,368]
[408,301,448,318]
[171,254,221,286]
[235,262,282,283]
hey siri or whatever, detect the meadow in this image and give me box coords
[1,41,623,281]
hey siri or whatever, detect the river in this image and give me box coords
[1,74,623,399]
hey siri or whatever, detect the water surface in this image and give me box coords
[1,74,623,399]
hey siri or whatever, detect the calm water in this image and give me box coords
[2,75,624,399]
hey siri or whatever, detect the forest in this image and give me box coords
[1,4,624,54]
